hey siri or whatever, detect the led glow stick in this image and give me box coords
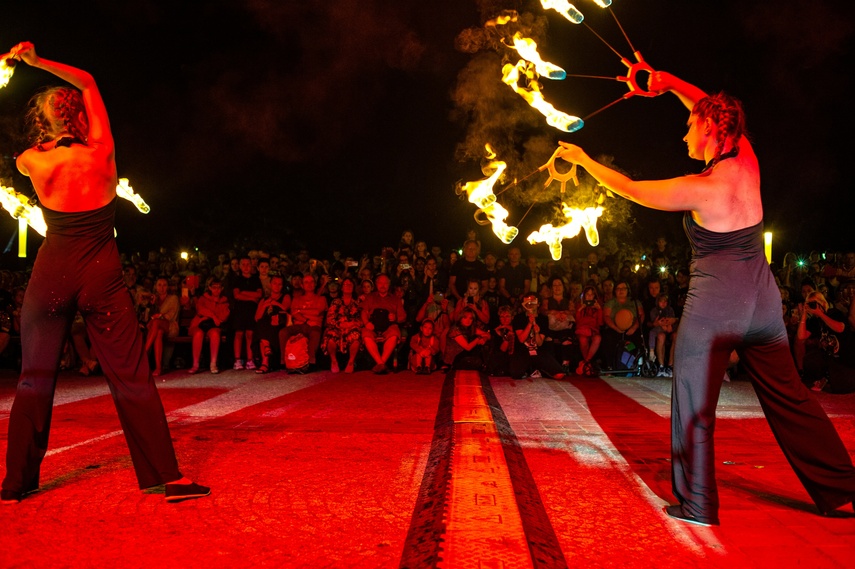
[0,185,47,236]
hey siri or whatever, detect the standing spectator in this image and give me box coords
[499,246,530,308]
[188,277,230,374]
[448,240,489,301]
[575,286,603,376]
[231,256,262,370]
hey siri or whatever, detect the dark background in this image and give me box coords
[1,0,853,264]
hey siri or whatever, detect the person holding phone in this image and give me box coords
[451,279,490,325]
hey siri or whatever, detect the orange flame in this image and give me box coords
[527,204,603,260]
[509,33,566,80]
[116,178,150,213]
[540,0,612,24]
[0,185,47,236]
[457,146,520,244]
[502,60,584,133]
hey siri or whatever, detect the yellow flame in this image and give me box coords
[457,161,503,210]
[510,33,566,80]
[540,0,612,24]
[475,201,519,245]
[0,185,47,236]
[116,178,150,213]
[502,60,584,133]
[527,205,603,260]
[0,58,15,89]
[458,147,520,244]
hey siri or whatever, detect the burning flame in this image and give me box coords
[116,178,150,213]
[457,146,520,244]
[0,185,47,236]
[527,204,603,260]
[486,11,519,27]
[0,57,15,89]
[502,60,584,133]
[509,33,566,80]
[540,0,612,24]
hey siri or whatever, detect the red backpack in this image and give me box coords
[285,334,310,372]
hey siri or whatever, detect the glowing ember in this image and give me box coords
[510,33,566,80]
[527,204,603,260]
[0,57,16,89]
[502,60,584,133]
[0,185,47,236]
[116,178,150,213]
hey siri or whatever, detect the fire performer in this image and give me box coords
[558,70,855,526]
[1,43,209,504]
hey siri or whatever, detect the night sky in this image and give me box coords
[1,0,853,263]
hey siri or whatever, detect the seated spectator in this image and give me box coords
[647,293,677,377]
[416,290,452,355]
[188,277,230,374]
[451,278,491,325]
[231,256,263,370]
[540,277,575,371]
[601,281,643,371]
[323,277,362,373]
[70,312,99,376]
[144,277,180,376]
[361,273,406,374]
[443,307,490,371]
[409,318,440,374]
[358,278,374,303]
[795,290,846,391]
[485,305,516,377]
[509,293,566,379]
[254,274,291,374]
[279,273,328,371]
[575,286,603,376]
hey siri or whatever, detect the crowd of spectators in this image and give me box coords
[1,230,855,393]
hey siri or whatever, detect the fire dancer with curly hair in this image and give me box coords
[1,43,208,504]
[559,71,855,525]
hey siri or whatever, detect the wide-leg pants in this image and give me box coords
[672,254,855,524]
[2,235,181,494]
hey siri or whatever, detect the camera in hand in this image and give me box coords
[584,299,595,307]
[807,301,819,310]
[467,296,474,304]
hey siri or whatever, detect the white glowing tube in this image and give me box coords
[0,185,47,237]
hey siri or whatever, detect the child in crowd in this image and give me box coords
[575,285,603,376]
[648,293,677,377]
[409,319,440,375]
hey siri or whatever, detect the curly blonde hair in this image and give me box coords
[27,86,88,147]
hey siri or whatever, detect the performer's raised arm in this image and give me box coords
[10,42,113,151]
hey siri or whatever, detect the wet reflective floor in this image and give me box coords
[1,367,853,568]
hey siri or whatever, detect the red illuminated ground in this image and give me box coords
[0,367,853,568]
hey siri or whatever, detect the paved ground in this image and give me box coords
[0,366,853,568]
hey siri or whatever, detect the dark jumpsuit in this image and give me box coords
[2,198,181,495]
[672,213,855,524]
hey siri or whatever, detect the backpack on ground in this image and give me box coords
[285,333,310,373]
